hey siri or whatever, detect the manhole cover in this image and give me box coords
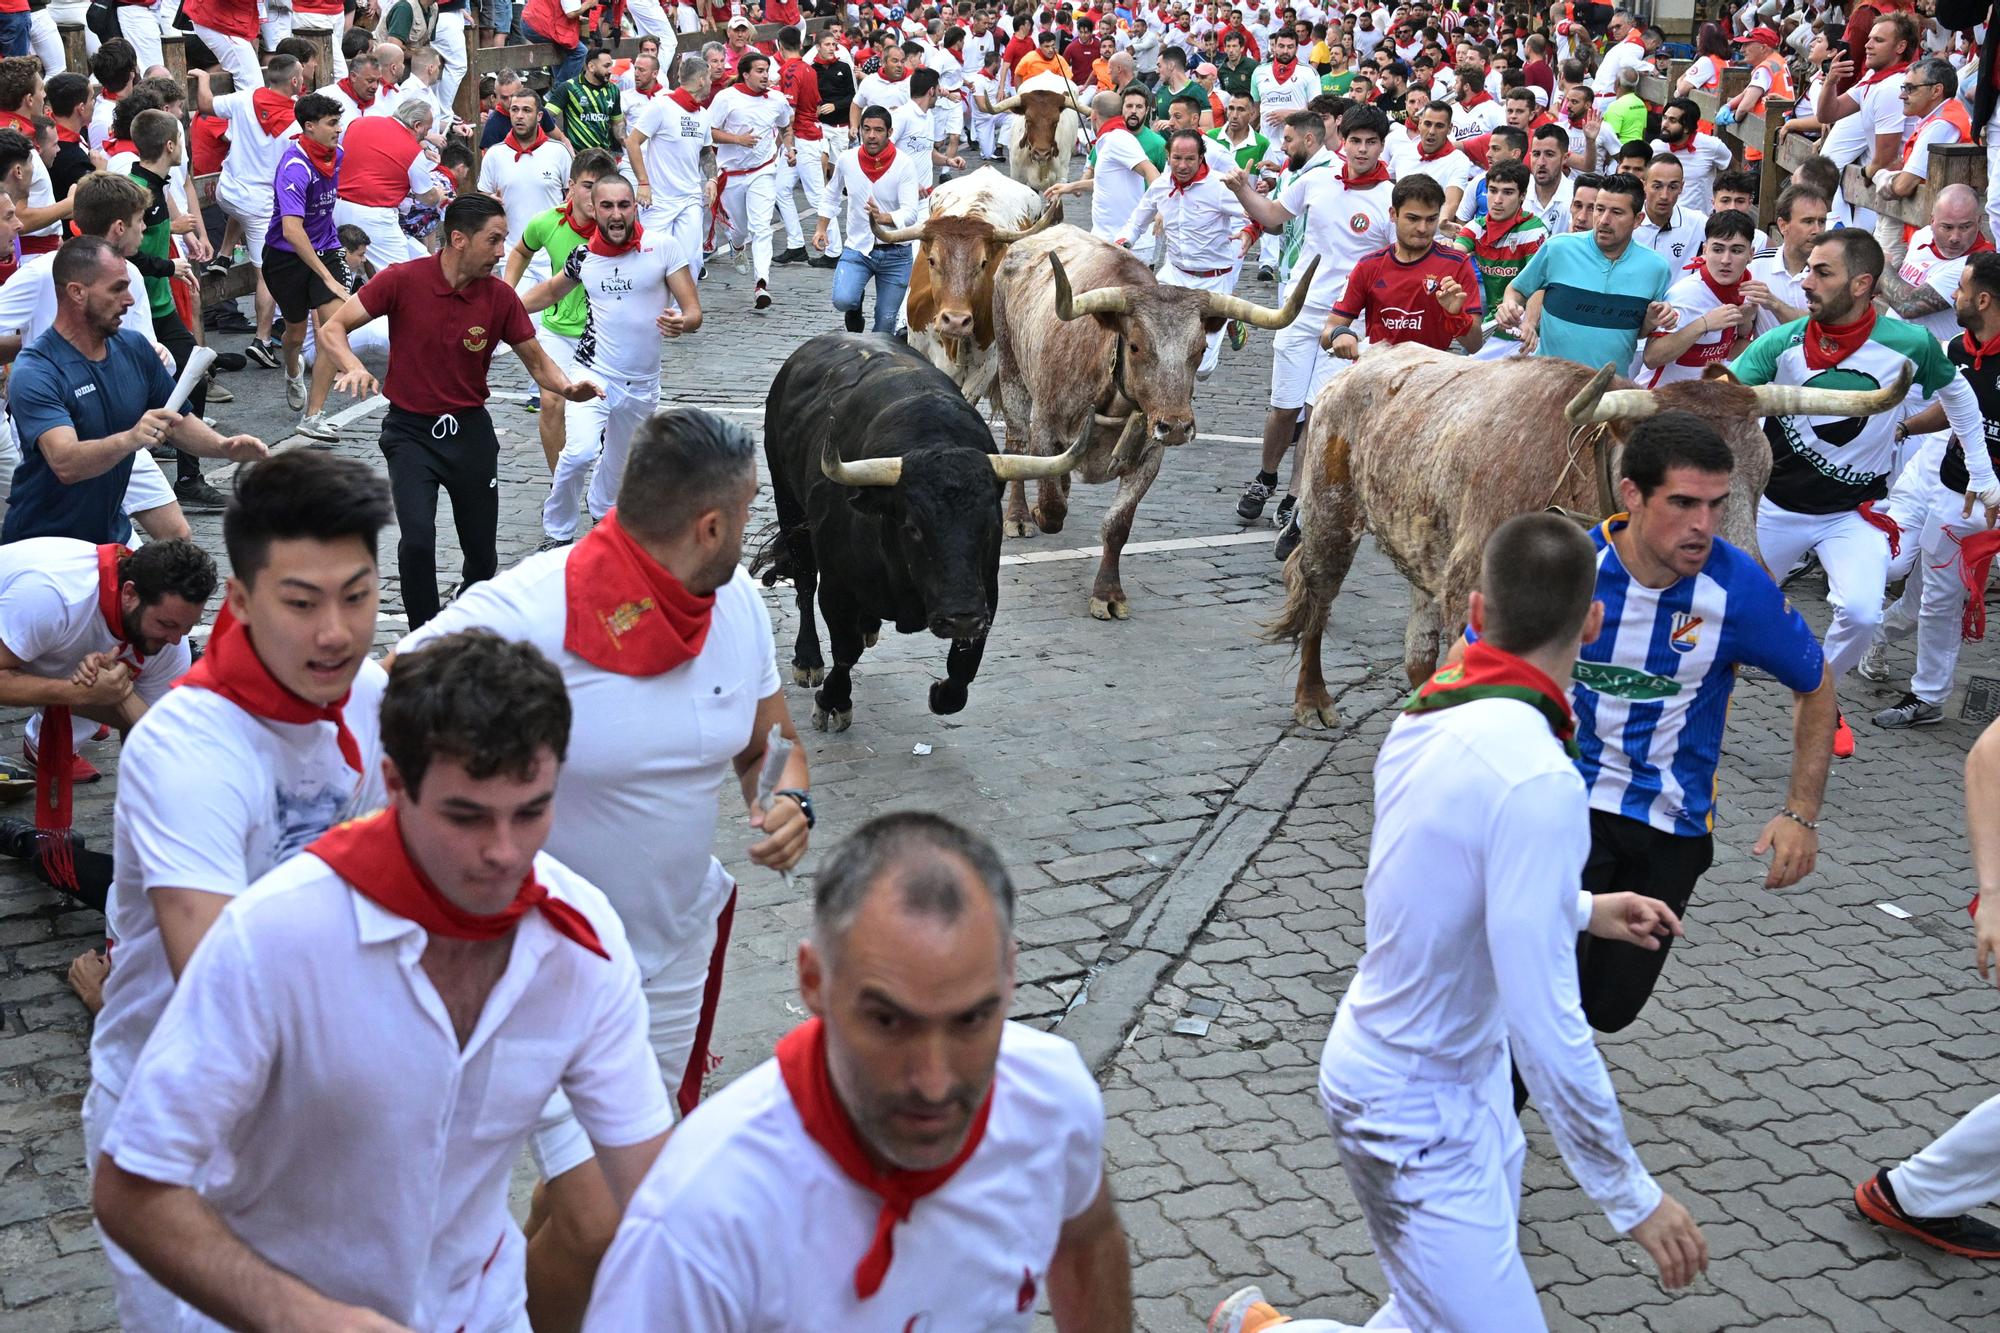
[1964,676,2000,725]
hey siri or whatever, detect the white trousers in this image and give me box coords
[1270,298,1342,411]
[333,199,426,268]
[433,10,466,113]
[543,370,657,538]
[1756,495,1891,683]
[1160,259,1240,375]
[259,7,293,49]
[46,1,96,59]
[784,135,836,250]
[1878,440,1989,705]
[28,10,62,72]
[640,198,704,279]
[1890,1091,2000,1217]
[713,164,778,282]
[83,1083,184,1331]
[621,0,674,40]
[117,3,166,73]
[529,890,724,1177]
[292,9,347,78]
[193,24,261,85]
[974,110,1012,157]
[773,152,804,250]
[1303,1017,1546,1333]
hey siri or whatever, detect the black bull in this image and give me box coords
[754,333,1082,732]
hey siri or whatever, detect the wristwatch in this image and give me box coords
[774,788,816,829]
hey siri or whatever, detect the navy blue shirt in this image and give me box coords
[480,107,561,150]
[4,326,176,545]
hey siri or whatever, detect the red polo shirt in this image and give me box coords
[183,0,258,40]
[358,254,536,414]
[337,115,425,207]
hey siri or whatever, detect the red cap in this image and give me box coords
[1732,25,1780,46]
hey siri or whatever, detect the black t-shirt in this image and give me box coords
[50,140,92,201]
[1942,335,2000,494]
[813,57,856,125]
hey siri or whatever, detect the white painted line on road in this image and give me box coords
[330,394,388,427]
[998,530,1266,566]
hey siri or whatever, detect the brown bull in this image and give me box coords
[992,224,1314,619]
[1266,344,1909,726]
[873,167,1057,405]
[988,73,1081,193]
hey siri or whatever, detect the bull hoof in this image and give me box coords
[1089,596,1130,621]
[1031,505,1066,535]
[1294,698,1339,729]
[811,705,853,733]
[929,679,969,715]
[862,631,879,649]
[792,664,825,687]
[1004,518,1036,539]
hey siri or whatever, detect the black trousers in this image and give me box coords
[150,306,206,484]
[380,405,500,629]
[28,840,113,914]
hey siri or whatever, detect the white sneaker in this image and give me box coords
[1857,639,1893,683]
[286,371,306,410]
[734,247,751,276]
[296,412,339,444]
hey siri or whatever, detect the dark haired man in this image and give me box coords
[1454,158,1544,360]
[815,103,922,334]
[400,407,809,1329]
[85,450,394,1329]
[42,73,95,200]
[1321,171,1483,357]
[708,50,795,313]
[1114,126,1250,380]
[1651,95,1733,214]
[262,93,350,435]
[93,630,673,1332]
[551,45,625,154]
[585,812,1131,1330]
[1210,511,1708,1332]
[318,192,601,629]
[1497,171,1672,372]
[1637,208,1758,387]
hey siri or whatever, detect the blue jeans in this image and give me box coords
[0,12,30,56]
[831,244,912,333]
[519,18,582,84]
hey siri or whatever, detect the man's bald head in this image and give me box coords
[1932,183,1985,260]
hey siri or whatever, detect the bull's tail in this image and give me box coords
[1262,426,1362,650]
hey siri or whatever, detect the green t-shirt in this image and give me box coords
[1603,92,1648,147]
[1098,125,1167,169]
[550,76,623,154]
[520,206,592,337]
[1321,70,1354,94]
[1153,79,1199,125]
[1207,126,1269,170]
[1215,55,1256,98]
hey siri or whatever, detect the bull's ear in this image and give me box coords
[845,486,897,518]
[1700,365,1739,383]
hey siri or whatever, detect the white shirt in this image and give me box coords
[1090,125,1154,240]
[1634,204,1707,267]
[477,136,574,244]
[1324,695,1662,1235]
[1526,172,1573,235]
[1820,67,1911,168]
[1450,96,1505,138]
[1638,269,1740,387]
[1396,144,1473,198]
[102,848,672,1333]
[398,556,778,977]
[822,143,923,255]
[932,45,965,92]
[853,71,913,117]
[1250,59,1316,132]
[90,660,390,1100]
[890,98,939,189]
[315,80,396,133]
[1590,37,1653,99]
[707,83,793,173]
[635,92,713,213]
[0,538,188,699]
[1651,132,1733,214]
[562,234,685,380]
[89,93,117,150]
[1278,165,1393,308]
[0,250,158,346]
[215,89,300,200]
[1899,226,1978,343]
[1900,106,1967,181]
[621,82,665,140]
[1117,170,1247,272]
[1750,245,1809,334]
[582,1022,1104,1331]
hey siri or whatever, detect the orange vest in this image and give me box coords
[1901,97,1973,168]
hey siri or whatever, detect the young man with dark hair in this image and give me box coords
[43,72,94,199]
[551,44,625,154]
[1710,171,1766,248]
[318,192,600,629]
[93,629,673,1333]
[1745,182,1829,332]
[87,39,138,149]
[1525,121,1572,233]
[263,93,351,438]
[505,147,616,474]
[84,451,394,1329]
[1322,171,1483,356]
[709,50,796,312]
[1497,170,1673,372]
[400,407,810,1329]
[1455,157,1544,359]
[1652,94,1733,214]
[815,103,922,334]
[1638,207,1758,386]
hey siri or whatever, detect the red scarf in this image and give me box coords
[1096,116,1128,137]
[563,510,714,676]
[35,544,139,893]
[53,124,80,145]
[857,140,898,181]
[339,75,377,110]
[1958,526,2000,640]
[1417,137,1458,161]
[506,126,550,159]
[1168,161,1209,194]
[180,604,362,772]
[1472,209,1532,253]
[1963,328,2000,371]
[1914,230,1996,260]
[1802,307,1876,372]
[310,807,609,958]
[1688,257,1742,306]
[297,135,337,178]
[1402,639,1578,755]
[1271,57,1297,81]
[1851,60,1911,94]
[775,1018,994,1300]
[1342,158,1391,188]
[1857,500,1901,558]
[0,109,31,135]
[555,199,596,241]
[669,87,703,112]
[587,219,644,256]
[1458,90,1492,109]
[250,88,297,138]
[103,137,136,159]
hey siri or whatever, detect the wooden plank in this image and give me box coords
[57,23,86,78]
[1841,143,1988,234]
[162,32,185,82]
[291,26,334,84]
[1754,98,1793,228]
[200,263,258,304]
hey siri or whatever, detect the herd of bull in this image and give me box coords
[753,168,1913,734]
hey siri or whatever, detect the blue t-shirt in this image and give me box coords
[1510,230,1672,372]
[3,327,177,545]
[266,142,343,255]
[1572,519,1825,836]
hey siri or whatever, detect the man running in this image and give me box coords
[1320,172,1483,357]
[629,54,717,276]
[708,51,794,314]
[1115,127,1251,380]
[1636,209,1758,387]
[478,87,575,286]
[1453,159,1545,360]
[505,149,617,475]
[815,104,922,334]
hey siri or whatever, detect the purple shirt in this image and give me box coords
[266,143,341,254]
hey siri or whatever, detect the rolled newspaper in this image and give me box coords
[163,347,217,416]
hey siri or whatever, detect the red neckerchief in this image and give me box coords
[1168,161,1209,194]
[562,509,715,676]
[1458,90,1492,108]
[1417,136,1458,161]
[250,88,297,138]
[555,199,597,240]
[1271,57,1297,81]
[1472,209,1531,252]
[668,87,703,112]
[310,807,609,959]
[1402,639,1578,756]
[1620,32,1645,47]
[338,75,377,110]
[53,125,80,145]
[775,1017,995,1300]
[103,137,136,159]
[180,604,361,772]
[0,110,31,135]
[34,544,141,894]
[1688,257,1742,305]
[1802,307,1876,372]
[1096,116,1128,136]
[1914,229,1996,259]
[1856,499,1901,558]
[733,77,773,96]
[1962,328,2000,371]
[1959,528,2000,641]
[857,140,898,181]
[506,126,550,159]
[1852,60,1911,93]
[296,135,337,178]
[1343,159,1391,187]
[586,219,644,256]
[633,79,660,98]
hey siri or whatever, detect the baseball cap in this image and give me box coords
[728,14,753,28]
[1733,25,1780,46]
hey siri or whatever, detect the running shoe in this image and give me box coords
[1833,710,1856,758]
[1257,265,1276,282]
[807,252,839,269]
[1273,493,1297,532]
[211,350,248,372]
[244,337,281,369]
[296,413,339,444]
[1237,477,1274,522]
[536,534,573,552]
[203,303,254,334]
[754,281,772,311]
[1872,693,1943,729]
[286,370,307,410]
[1208,1285,1290,1333]
[174,477,228,511]
[1274,507,1303,562]
[774,246,807,265]
[1855,1169,2000,1259]
[1857,639,1893,683]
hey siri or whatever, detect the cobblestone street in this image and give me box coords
[3,237,1999,1331]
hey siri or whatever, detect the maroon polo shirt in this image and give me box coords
[357,254,536,416]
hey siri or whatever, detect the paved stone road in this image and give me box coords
[4,203,2000,1332]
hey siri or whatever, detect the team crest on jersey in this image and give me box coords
[462,325,488,352]
[1668,612,1702,653]
[1348,211,1371,233]
[1423,275,1440,293]
[599,598,656,644]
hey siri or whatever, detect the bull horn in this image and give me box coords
[820,437,904,488]
[989,92,1021,112]
[1050,253,1131,320]
[990,430,1089,481]
[989,198,1063,244]
[1197,258,1320,329]
[1562,362,1659,424]
[1744,365,1914,418]
[870,215,928,245]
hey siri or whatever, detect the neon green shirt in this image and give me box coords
[520,206,591,337]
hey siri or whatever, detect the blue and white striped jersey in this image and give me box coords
[1573,519,1825,837]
